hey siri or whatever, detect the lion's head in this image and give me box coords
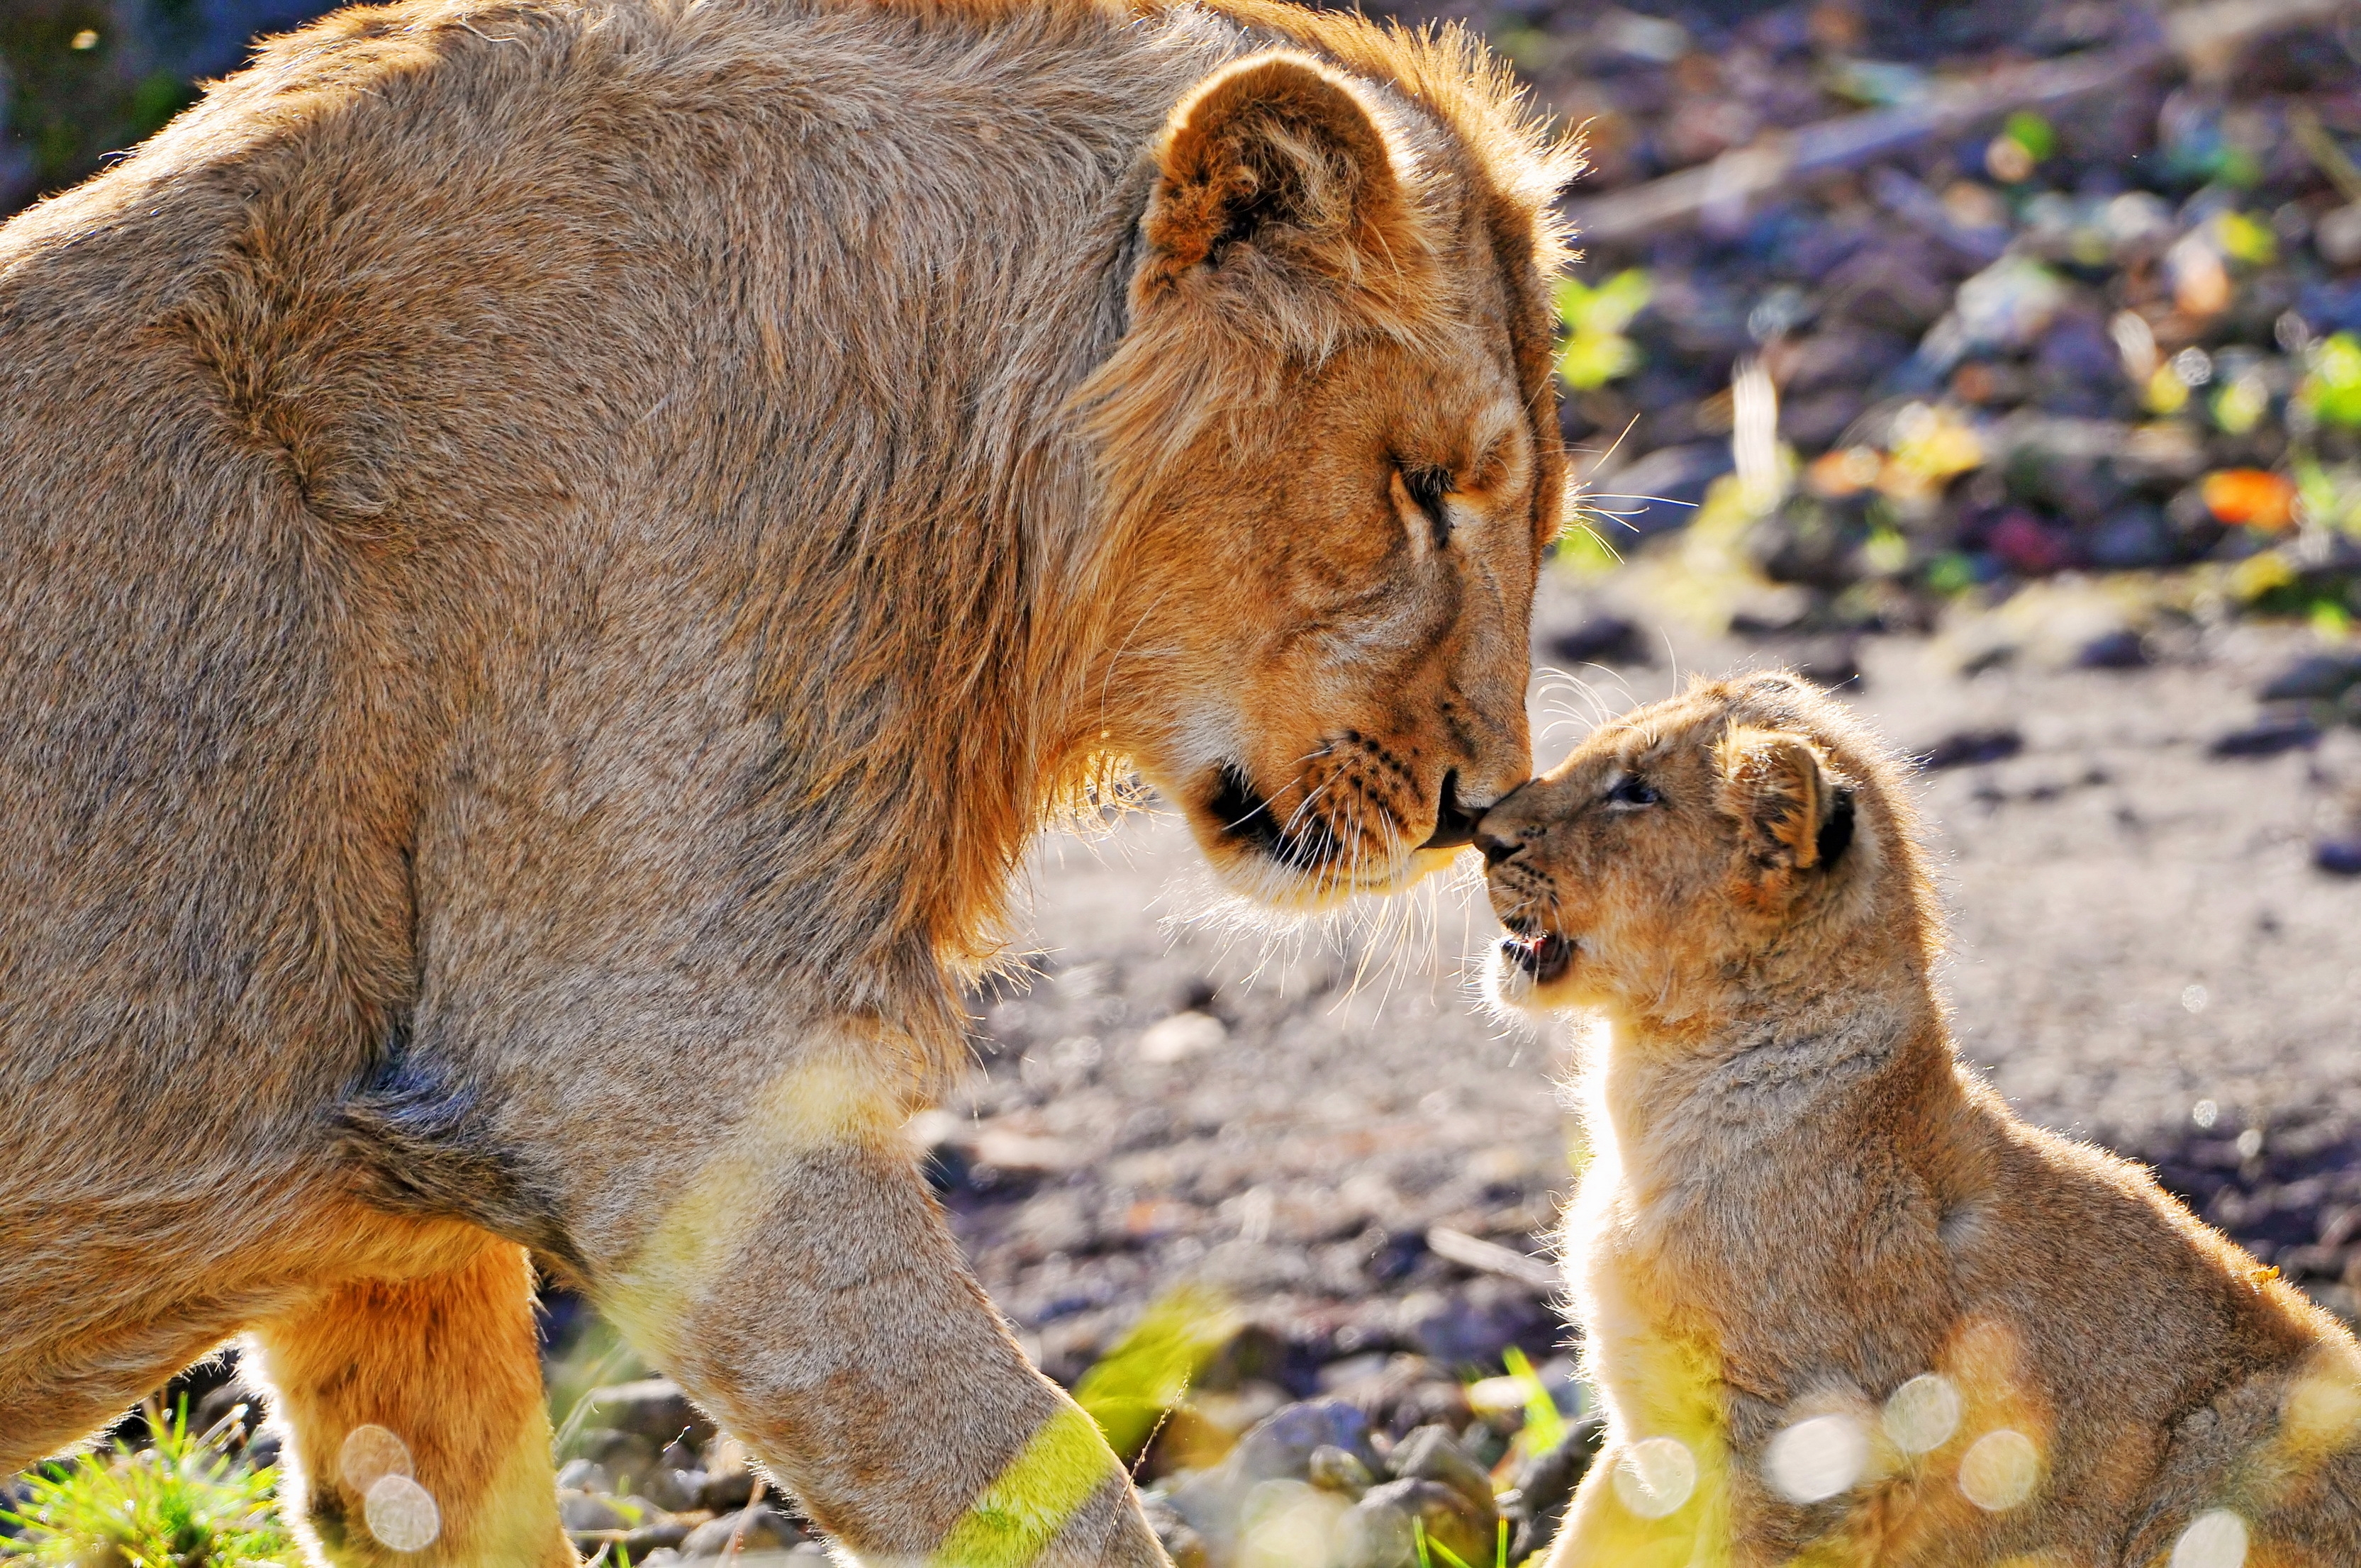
[1080,26,1577,909]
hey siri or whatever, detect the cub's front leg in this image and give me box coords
[1543,1440,1734,1568]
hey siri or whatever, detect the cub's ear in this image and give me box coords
[1715,725,1855,880]
[1138,51,1418,304]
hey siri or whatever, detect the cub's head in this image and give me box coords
[1082,28,1578,908]
[1476,673,1935,1020]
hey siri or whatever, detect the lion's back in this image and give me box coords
[0,0,1194,1177]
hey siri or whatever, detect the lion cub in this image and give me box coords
[1477,671,2361,1567]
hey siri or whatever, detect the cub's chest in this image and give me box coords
[1572,1156,1731,1423]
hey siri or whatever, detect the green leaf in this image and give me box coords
[1556,269,1653,338]
[1071,1285,1239,1460]
[1557,330,1639,391]
[2001,111,2055,160]
[1502,1345,1567,1456]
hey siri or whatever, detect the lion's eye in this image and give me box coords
[1606,775,1660,809]
[1402,466,1454,549]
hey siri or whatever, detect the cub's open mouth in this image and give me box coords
[1501,931,1575,984]
[1208,762,1337,871]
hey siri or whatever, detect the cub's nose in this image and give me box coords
[1421,769,1483,850]
[1473,778,1534,866]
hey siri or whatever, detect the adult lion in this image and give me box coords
[0,0,1574,1560]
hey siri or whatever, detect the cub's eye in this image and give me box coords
[1605,774,1660,809]
[1400,465,1454,548]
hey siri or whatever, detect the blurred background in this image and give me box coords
[4,0,2360,1562]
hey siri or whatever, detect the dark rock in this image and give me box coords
[642,1466,708,1513]
[678,1504,804,1559]
[1322,1354,1474,1439]
[585,1379,714,1449]
[1142,1490,1211,1568]
[2084,506,2175,570]
[698,1467,759,1513]
[2208,717,2321,758]
[1753,505,1868,593]
[554,1458,613,1494]
[573,1428,657,1481]
[2074,628,2150,669]
[1782,388,1870,449]
[920,1133,975,1195]
[2260,652,2361,702]
[1308,1444,1375,1498]
[1504,1416,1605,1564]
[1388,1426,1494,1516]
[1542,614,1650,668]
[1237,1399,1382,1483]
[1820,243,1953,334]
[1985,510,2072,576]
[1197,1322,1317,1397]
[2315,838,2361,877]
[1788,639,1864,691]
[1399,1281,1551,1370]
[1336,1477,1496,1568]
[1921,727,2024,770]
[559,1489,632,1533]
[611,1519,698,1557]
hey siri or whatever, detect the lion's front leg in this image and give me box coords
[585,1078,1166,1567]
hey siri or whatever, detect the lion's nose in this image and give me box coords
[1475,827,1520,866]
[1421,769,1482,850]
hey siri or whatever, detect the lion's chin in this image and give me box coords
[1183,761,1459,909]
[1196,831,1456,912]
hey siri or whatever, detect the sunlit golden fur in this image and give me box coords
[1482,673,2361,1567]
[0,0,1575,1561]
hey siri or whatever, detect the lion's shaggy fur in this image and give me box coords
[0,0,1574,1560]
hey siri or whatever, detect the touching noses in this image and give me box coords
[1423,769,1483,849]
[1471,780,1534,866]
[1474,826,1519,866]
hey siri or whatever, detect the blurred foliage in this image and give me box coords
[1073,1284,1241,1461]
[2303,333,2361,427]
[1999,111,2055,164]
[0,0,203,210]
[1554,270,1653,391]
[0,1401,289,1567]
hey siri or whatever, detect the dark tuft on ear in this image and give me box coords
[1716,725,1857,904]
[1815,785,1855,868]
[1139,51,1417,301]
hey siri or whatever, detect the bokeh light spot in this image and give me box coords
[1765,1413,1868,1503]
[1958,1428,2039,1511]
[363,1474,440,1552]
[1883,1374,1963,1455]
[1612,1436,1698,1518]
[2170,1509,2248,1568]
[2284,1360,2361,1450]
[1237,1479,1348,1568]
[337,1425,413,1493]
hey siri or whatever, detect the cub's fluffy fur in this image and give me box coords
[0,0,1577,1562]
[1483,673,2361,1567]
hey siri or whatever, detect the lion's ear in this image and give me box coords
[1139,52,1417,303]
[1716,725,1854,880]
